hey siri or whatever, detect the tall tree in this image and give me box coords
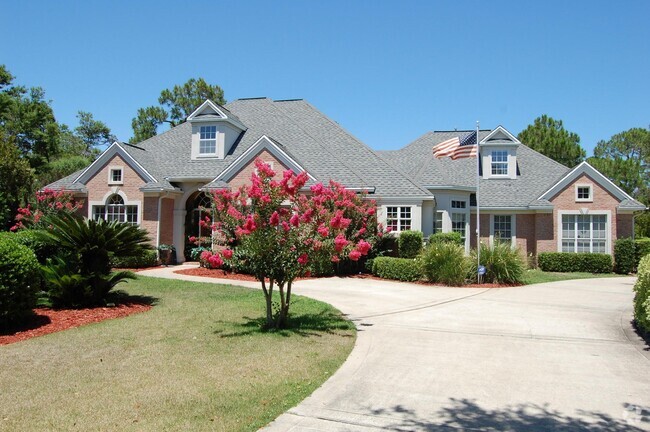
[74,110,115,156]
[0,129,34,229]
[588,127,650,237]
[518,115,586,167]
[131,78,225,143]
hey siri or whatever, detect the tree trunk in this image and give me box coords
[261,279,274,329]
[276,280,293,329]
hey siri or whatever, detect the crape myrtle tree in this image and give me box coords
[203,159,379,329]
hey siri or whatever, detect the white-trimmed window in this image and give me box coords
[199,125,217,155]
[491,150,508,175]
[561,214,606,253]
[575,185,593,202]
[434,211,444,233]
[108,167,123,185]
[386,206,412,232]
[451,200,466,209]
[451,213,466,241]
[492,215,513,244]
[92,194,138,225]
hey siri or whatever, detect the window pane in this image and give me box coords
[435,212,443,233]
[92,206,105,221]
[561,214,607,254]
[493,215,512,243]
[452,213,466,239]
[562,240,575,252]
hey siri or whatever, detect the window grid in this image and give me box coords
[491,150,508,175]
[199,125,217,155]
[92,195,138,226]
[451,200,466,209]
[451,213,466,240]
[110,169,123,183]
[435,211,443,233]
[577,186,591,200]
[493,215,512,244]
[561,214,606,253]
[386,206,411,232]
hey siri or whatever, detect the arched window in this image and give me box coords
[92,194,138,225]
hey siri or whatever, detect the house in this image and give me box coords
[48,98,645,261]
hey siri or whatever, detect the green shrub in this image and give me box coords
[0,236,40,327]
[428,232,463,246]
[110,249,159,268]
[538,252,612,273]
[633,255,650,334]
[613,237,635,274]
[398,230,423,259]
[421,241,468,286]
[371,257,421,282]
[636,238,650,266]
[0,230,58,264]
[470,241,526,284]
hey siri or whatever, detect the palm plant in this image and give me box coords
[39,213,152,307]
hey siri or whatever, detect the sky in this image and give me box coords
[2,0,648,155]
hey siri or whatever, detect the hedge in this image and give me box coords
[0,236,40,328]
[636,238,650,266]
[398,230,423,258]
[371,257,421,282]
[633,255,650,334]
[110,249,159,269]
[0,230,58,264]
[614,237,635,274]
[538,252,612,274]
[428,232,463,246]
[421,241,468,286]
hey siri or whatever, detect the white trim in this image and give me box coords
[108,166,124,185]
[73,142,156,185]
[575,184,593,202]
[213,135,317,183]
[88,189,142,226]
[489,214,517,247]
[187,99,247,131]
[539,161,635,202]
[479,125,521,145]
[557,210,611,255]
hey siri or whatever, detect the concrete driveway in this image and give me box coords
[140,267,650,431]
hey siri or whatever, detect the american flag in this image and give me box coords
[432,131,478,159]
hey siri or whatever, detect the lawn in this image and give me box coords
[0,276,356,431]
[523,269,623,285]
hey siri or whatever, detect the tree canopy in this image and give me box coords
[131,78,225,143]
[517,115,586,168]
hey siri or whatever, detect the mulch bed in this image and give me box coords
[0,304,152,346]
[175,268,518,288]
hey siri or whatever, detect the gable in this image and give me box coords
[73,142,156,185]
[187,99,246,131]
[480,126,520,146]
[213,135,316,183]
[539,161,635,203]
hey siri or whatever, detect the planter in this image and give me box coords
[158,248,177,266]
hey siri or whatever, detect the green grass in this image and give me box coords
[0,276,355,431]
[523,269,623,285]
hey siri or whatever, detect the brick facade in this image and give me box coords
[227,150,289,190]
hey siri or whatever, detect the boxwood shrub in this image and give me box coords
[633,255,650,334]
[371,257,421,282]
[110,249,159,269]
[613,237,636,274]
[538,252,612,274]
[0,236,40,328]
[428,232,463,246]
[398,230,423,259]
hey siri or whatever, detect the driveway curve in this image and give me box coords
[140,267,650,431]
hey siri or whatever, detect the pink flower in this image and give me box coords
[269,211,280,226]
[221,248,233,259]
[310,183,324,195]
[334,234,348,253]
[243,215,256,232]
[200,250,212,261]
[356,239,372,255]
[317,224,329,237]
[297,254,309,265]
[290,214,300,227]
[331,255,340,263]
[281,221,291,232]
[255,159,276,178]
[208,254,223,268]
[349,250,362,261]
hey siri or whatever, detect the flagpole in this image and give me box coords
[476,121,480,284]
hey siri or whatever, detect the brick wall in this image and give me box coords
[516,214,536,256]
[159,198,175,245]
[228,150,288,190]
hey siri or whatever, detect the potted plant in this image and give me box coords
[158,244,176,266]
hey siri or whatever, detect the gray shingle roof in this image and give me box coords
[50,98,429,198]
[378,130,572,208]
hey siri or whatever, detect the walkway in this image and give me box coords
[139,265,650,431]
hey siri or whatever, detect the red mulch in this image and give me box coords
[0,304,152,346]
[174,268,519,288]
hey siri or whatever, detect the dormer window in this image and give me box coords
[199,126,217,155]
[491,150,508,175]
[575,184,593,202]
